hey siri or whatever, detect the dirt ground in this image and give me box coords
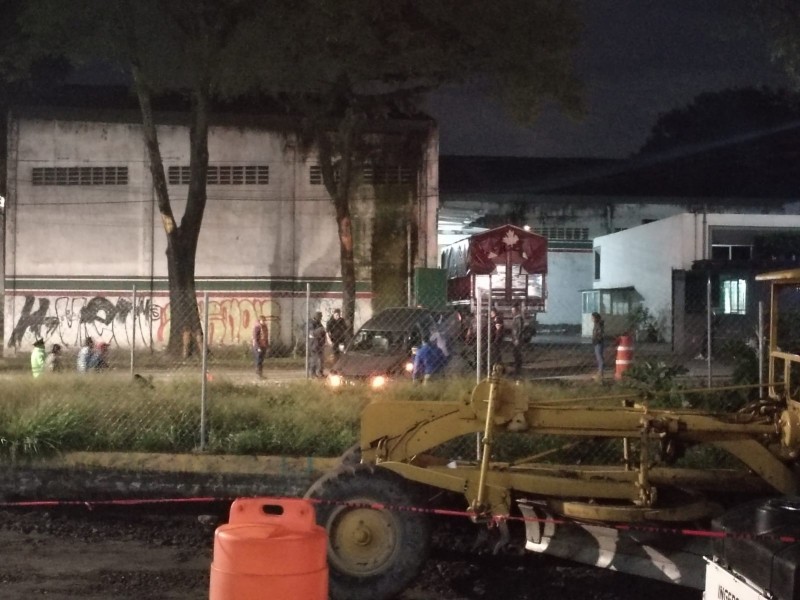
[0,505,703,600]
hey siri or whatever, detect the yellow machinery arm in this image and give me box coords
[360,376,800,521]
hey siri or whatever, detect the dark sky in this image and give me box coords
[425,0,792,158]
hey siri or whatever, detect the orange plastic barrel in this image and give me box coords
[209,497,328,600]
[614,335,634,380]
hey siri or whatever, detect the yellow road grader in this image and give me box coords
[306,268,800,600]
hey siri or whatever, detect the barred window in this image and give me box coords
[363,164,414,185]
[310,165,323,185]
[533,226,589,241]
[311,164,412,185]
[32,166,128,186]
[168,165,269,185]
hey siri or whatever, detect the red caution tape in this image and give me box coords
[0,495,796,545]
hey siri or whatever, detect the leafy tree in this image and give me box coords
[637,86,800,156]
[16,0,584,345]
[241,0,585,330]
[20,0,264,356]
[746,0,800,85]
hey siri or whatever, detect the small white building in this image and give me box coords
[3,107,438,352]
[586,212,800,347]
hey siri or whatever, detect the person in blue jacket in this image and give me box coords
[412,335,446,384]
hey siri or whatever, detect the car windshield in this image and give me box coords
[351,330,408,354]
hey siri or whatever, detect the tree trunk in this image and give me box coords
[335,201,357,335]
[317,111,362,337]
[129,60,209,357]
[166,233,202,357]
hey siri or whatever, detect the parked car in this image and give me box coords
[328,307,442,389]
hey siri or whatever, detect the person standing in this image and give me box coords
[308,311,327,378]
[46,344,63,373]
[412,335,446,384]
[30,338,46,378]
[326,308,348,361]
[252,315,270,378]
[591,311,605,381]
[510,303,525,376]
[489,307,505,372]
[77,337,94,373]
[89,342,110,371]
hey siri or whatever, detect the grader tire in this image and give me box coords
[338,443,362,467]
[305,464,431,600]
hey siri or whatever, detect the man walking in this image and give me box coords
[326,308,348,361]
[412,335,446,384]
[308,311,327,378]
[252,315,270,378]
[591,312,605,381]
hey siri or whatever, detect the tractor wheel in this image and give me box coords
[338,443,362,467]
[305,464,431,600]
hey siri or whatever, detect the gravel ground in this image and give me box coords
[0,504,704,600]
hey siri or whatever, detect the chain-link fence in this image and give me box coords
[4,263,782,464]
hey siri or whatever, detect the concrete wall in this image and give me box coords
[539,249,592,327]
[4,112,438,352]
[592,212,800,341]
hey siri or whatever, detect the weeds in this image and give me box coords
[0,369,750,470]
[618,360,689,407]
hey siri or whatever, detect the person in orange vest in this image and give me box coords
[591,312,605,381]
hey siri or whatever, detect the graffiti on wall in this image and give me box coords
[7,294,283,350]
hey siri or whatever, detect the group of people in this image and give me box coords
[308,308,349,378]
[30,339,62,378]
[458,302,530,377]
[250,302,605,384]
[412,303,531,383]
[251,309,349,379]
[30,335,110,377]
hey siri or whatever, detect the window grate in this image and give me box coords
[312,164,413,185]
[32,166,128,186]
[363,164,413,185]
[168,165,269,185]
[533,227,589,241]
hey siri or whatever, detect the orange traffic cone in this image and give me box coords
[209,497,327,600]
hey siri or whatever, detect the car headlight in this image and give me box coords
[370,375,387,389]
[328,374,343,388]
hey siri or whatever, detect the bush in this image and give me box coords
[618,360,688,407]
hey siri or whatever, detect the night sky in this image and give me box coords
[426,0,792,158]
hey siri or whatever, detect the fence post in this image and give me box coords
[706,274,712,388]
[407,222,412,307]
[758,300,765,395]
[200,291,209,452]
[476,292,482,384]
[130,284,136,377]
[487,275,493,379]
[305,283,311,380]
